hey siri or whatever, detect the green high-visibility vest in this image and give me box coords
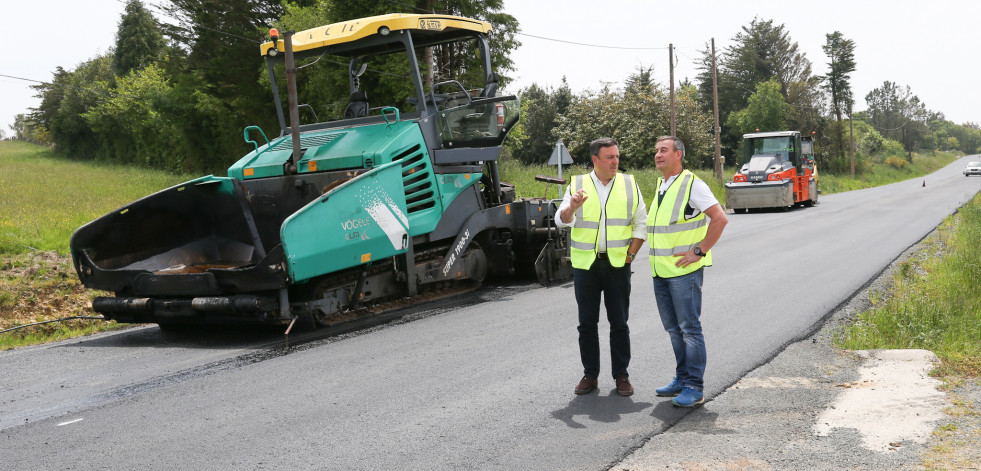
[569,173,639,269]
[647,169,712,277]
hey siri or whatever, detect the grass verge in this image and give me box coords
[819,151,960,194]
[1,141,188,348]
[0,250,123,350]
[834,192,980,375]
[834,192,981,469]
[0,141,191,255]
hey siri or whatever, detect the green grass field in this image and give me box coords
[1,141,189,348]
[819,152,960,194]
[0,141,191,255]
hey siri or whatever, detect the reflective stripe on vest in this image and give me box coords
[647,170,711,277]
[569,173,638,269]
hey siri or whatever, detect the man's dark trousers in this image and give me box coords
[574,254,631,379]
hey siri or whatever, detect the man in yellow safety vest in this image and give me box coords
[647,136,728,407]
[556,137,647,397]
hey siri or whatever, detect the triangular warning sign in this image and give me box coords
[547,139,574,165]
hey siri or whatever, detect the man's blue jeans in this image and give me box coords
[652,268,705,391]
[574,256,632,379]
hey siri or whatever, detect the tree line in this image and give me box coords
[9,1,981,176]
[513,17,981,174]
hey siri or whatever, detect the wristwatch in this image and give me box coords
[693,246,705,257]
[626,251,637,262]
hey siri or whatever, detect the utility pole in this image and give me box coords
[669,43,676,136]
[284,30,301,175]
[422,0,435,90]
[849,108,855,177]
[711,38,723,181]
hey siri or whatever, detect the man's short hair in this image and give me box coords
[657,135,686,160]
[589,137,618,157]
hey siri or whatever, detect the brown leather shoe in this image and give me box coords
[615,376,634,396]
[575,376,598,395]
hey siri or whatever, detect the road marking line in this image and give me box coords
[57,418,83,426]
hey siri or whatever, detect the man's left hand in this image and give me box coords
[673,250,700,268]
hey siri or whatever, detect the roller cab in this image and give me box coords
[725,131,819,212]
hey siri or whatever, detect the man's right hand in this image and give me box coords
[560,189,588,224]
[570,189,588,210]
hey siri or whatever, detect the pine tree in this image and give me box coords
[696,18,817,152]
[822,31,856,163]
[113,0,164,76]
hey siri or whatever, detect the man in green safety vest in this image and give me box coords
[647,136,728,407]
[556,137,647,397]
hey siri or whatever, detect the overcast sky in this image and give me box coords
[3,0,980,137]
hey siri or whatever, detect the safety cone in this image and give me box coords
[922,180,926,187]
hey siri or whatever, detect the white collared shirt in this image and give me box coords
[659,173,719,215]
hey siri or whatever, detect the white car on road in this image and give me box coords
[965,161,981,176]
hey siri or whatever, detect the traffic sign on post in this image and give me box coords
[547,139,573,179]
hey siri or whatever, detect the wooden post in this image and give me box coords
[669,43,676,136]
[712,38,723,181]
[284,31,301,175]
[849,111,855,177]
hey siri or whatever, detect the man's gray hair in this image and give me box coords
[657,135,686,160]
[589,137,618,157]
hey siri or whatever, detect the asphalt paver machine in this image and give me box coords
[70,13,572,329]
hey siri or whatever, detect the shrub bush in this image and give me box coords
[885,155,907,169]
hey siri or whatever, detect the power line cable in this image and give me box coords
[517,32,668,50]
[0,73,109,96]
[308,56,410,80]
[297,51,329,70]
[869,118,911,131]
[0,73,49,84]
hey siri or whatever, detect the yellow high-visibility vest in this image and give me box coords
[647,170,712,277]
[569,173,639,269]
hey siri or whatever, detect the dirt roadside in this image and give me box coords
[0,251,111,342]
